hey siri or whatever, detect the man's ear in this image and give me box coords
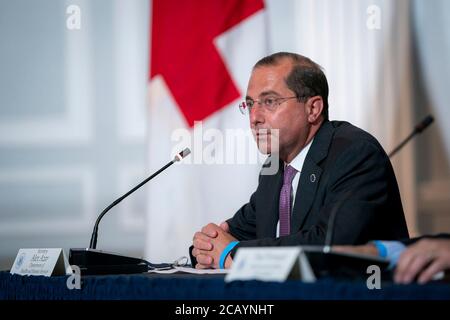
[306,96,324,123]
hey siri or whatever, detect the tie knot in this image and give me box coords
[283,165,298,185]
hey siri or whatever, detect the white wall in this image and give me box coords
[0,0,449,269]
[0,0,150,269]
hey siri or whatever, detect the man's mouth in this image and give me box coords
[254,129,270,136]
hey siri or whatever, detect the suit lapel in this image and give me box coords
[291,159,322,232]
[291,121,334,232]
[257,157,284,238]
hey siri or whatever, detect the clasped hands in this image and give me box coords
[192,221,237,269]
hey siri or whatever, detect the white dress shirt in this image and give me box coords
[276,139,314,237]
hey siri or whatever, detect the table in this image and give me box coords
[1,271,449,300]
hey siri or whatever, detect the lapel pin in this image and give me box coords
[310,174,316,183]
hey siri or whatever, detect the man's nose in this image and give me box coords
[250,104,264,126]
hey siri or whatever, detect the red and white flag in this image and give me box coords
[145,0,268,262]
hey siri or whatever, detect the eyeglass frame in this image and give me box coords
[238,94,309,115]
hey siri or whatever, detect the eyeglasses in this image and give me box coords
[238,96,298,115]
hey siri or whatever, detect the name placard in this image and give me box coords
[225,247,303,283]
[10,248,71,277]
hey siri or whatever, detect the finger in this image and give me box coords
[220,221,230,232]
[196,253,213,266]
[191,248,199,257]
[399,254,432,284]
[418,260,445,284]
[192,247,213,257]
[195,263,212,269]
[395,253,417,283]
[193,231,214,242]
[193,238,213,251]
[395,250,418,283]
[202,224,219,238]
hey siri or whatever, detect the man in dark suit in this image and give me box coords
[191,52,409,269]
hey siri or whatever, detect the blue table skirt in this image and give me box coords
[1,272,449,300]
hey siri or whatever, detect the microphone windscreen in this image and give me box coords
[415,115,434,132]
[174,148,191,162]
[180,148,191,158]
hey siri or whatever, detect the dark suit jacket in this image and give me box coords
[227,120,409,257]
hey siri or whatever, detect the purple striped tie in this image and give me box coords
[279,165,298,236]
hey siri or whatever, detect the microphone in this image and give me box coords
[388,115,434,158]
[69,148,191,275]
[89,148,191,249]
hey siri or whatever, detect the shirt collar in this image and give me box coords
[285,138,314,173]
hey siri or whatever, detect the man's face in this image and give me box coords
[246,60,311,162]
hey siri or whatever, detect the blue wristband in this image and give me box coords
[219,241,239,269]
[372,240,388,258]
[372,240,406,269]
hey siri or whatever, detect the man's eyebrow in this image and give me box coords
[245,91,281,100]
[259,90,281,97]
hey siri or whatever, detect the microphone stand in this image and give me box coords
[388,115,434,158]
[89,160,176,250]
[69,148,191,275]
